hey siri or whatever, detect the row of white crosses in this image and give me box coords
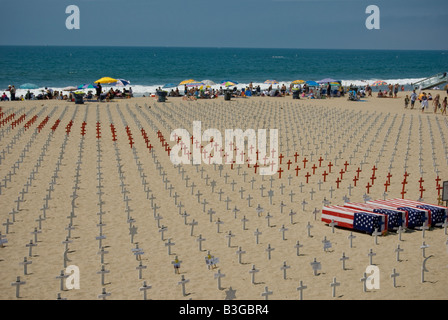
[9,106,72,298]
[56,106,83,298]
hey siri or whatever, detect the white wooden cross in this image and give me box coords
[249,265,259,284]
[330,277,340,298]
[296,280,307,300]
[280,261,290,280]
[139,281,152,300]
[261,286,273,300]
[11,276,26,298]
[214,269,226,290]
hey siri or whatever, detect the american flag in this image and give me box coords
[367,199,429,229]
[322,205,387,235]
[391,199,447,226]
[343,202,406,230]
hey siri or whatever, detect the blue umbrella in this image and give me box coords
[112,79,131,87]
[19,83,39,89]
[78,83,99,89]
[305,80,319,86]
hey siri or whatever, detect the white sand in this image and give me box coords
[0,91,447,300]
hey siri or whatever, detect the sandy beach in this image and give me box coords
[0,90,447,301]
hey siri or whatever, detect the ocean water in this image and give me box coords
[1,46,447,97]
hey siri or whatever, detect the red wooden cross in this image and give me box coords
[366,182,372,194]
[328,162,333,173]
[322,170,328,182]
[343,161,349,172]
[305,172,311,183]
[353,175,358,187]
[384,180,390,192]
[279,154,284,165]
[287,159,292,170]
[339,169,344,180]
[356,167,362,179]
[303,157,308,169]
[295,166,300,177]
[336,177,341,189]
[312,164,317,175]
[294,152,299,163]
[278,167,284,179]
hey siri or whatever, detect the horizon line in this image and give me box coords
[0,44,447,52]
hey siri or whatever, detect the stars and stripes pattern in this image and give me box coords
[322,199,448,234]
[391,198,447,226]
[343,202,406,230]
[322,205,387,235]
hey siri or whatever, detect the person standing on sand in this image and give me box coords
[404,95,409,108]
[96,83,102,100]
[433,94,440,114]
[441,97,447,115]
[421,92,428,113]
[394,84,399,98]
[410,90,417,109]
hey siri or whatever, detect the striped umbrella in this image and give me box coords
[291,80,305,84]
[186,82,205,87]
[372,80,388,86]
[179,79,196,85]
[264,80,278,84]
[221,81,237,87]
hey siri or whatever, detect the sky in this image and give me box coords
[0,0,447,50]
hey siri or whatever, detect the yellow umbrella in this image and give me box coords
[292,80,305,84]
[179,79,196,85]
[95,77,118,84]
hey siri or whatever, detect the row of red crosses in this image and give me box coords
[37,116,50,133]
[96,122,101,140]
[157,129,171,155]
[0,112,15,128]
[110,124,117,142]
[140,128,153,152]
[11,113,26,129]
[125,126,134,148]
[65,120,74,136]
[50,119,61,132]
[24,115,38,130]
[80,121,87,136]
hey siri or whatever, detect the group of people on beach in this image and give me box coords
[404,90,447,115]
[1,83,134,102]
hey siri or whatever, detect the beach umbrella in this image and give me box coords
[179,79,196,85]
[264,80,278,84]
[221,81,237,87]
[291,80,305,84]
[318,78,337,84]
[78,84,99,89]
[220,79,238,85]
[330,81,341,86]
[305,80,319,86]
[201,80,216,86]
[186,82,205,87]
[62,86,78,91]
[19,83,39,89]
[95,77,118,84]
[112,79,131,87]
[372,80,388,86]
